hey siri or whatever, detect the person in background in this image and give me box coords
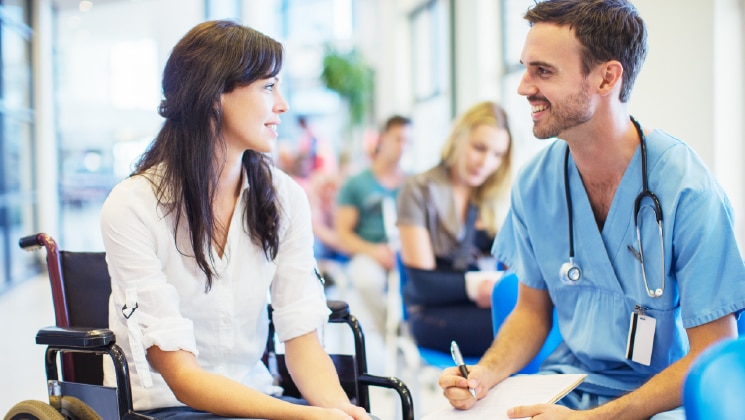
[308,170,348,289]
[438,1,745,418]
[100,20,370,420]
[335,115,412,333]
[396,101,512,357]
[282,116,348,289]
[293,115,338,179]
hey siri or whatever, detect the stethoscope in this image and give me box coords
[560,116,665,298]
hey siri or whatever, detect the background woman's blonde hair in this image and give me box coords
[440,101,513,236]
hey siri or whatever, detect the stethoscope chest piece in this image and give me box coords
[560,258,581,284]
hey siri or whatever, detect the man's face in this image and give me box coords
[517,23,595,140]
[377,123,411,163]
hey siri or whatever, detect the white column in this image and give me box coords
[32,0,60,238]
[452,0,502,113]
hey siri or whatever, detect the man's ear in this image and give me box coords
[597,60,623,97]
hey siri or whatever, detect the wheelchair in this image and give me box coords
[5,233,414,420]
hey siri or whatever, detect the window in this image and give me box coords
[0,0,36,292]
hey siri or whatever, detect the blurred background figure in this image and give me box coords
[283,115,338,187]
[308,170,348,290]
[397,101,512,357]
[295,115,321,173]
[276,115,349,291]
[335,115,412,335]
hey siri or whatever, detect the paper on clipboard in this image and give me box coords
[422,373,586,420]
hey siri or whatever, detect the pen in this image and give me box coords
[450,340,477,398]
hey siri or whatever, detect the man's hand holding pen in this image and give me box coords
[439,364,486,410]
[450,341,477,398]
[444,340,484,409]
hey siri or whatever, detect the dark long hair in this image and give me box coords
[134,20,283,291]
[525,0,647,103]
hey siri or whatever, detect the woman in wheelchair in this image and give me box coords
[100,20,370,419]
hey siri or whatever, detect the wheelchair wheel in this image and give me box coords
[60,396,101,420]
[3,400,63,420]
[58,396,102,420]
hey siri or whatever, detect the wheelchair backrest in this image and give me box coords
[58,251,110,385]
[60,251,110,329]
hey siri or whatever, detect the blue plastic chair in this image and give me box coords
[683,336,745,420]
[738,312,745,336]
[417,346,479,369]
[491,272,562,374]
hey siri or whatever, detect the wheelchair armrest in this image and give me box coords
[358,373,414,420]
[36,326,116,348]
[269,300,350,322]
[326,300,350,320]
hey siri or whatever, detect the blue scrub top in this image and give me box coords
[493,130,745,397]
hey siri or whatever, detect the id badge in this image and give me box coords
[626,305,656,366]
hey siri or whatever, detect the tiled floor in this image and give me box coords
[0,273,449,419]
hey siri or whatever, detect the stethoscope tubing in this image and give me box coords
[562,116,665,298]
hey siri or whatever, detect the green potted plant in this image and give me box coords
[320,46,375,127]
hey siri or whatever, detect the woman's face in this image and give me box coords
[220,76,289,156]
[453,124,510,187]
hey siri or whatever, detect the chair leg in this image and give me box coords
[384,269,402,377]
[384,268,436,414]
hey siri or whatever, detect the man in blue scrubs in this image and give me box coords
[438,1,745,418]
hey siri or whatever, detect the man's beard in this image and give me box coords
[532,84,593,140]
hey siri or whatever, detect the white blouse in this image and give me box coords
[100,166,329,411]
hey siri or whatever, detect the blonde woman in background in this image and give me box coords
[396,101,512,357]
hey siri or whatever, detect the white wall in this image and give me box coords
[452,0,503,113]
[713,0,744,248]
[632,0,744,248]
[632,1,714,161]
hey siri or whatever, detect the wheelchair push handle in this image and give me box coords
[18,232,58,253]
[19,232,58,252]
[19,233,44,250]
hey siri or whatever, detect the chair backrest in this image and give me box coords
[60,251,111,329]
[684,337,745,419]
[58,251,111,385]
[491,272,562,374]
[491,272,519,330]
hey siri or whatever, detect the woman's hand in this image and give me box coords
[465,272,501,308]
[369,243,395,270]
[338,402,373,419]
[475,277,497,308]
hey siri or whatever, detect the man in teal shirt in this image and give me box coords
[336,115,411,333]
